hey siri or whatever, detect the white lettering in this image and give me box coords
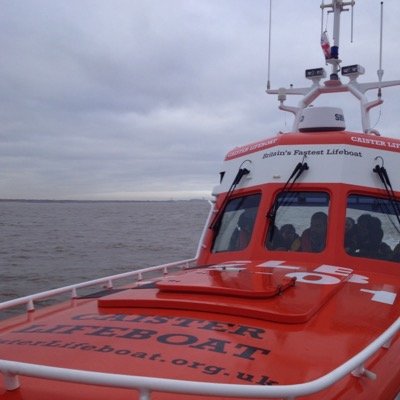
[350,136,386,147]
[347,274,369,284]
[259,262,390,303]
[286,272,340,285]
[314,265,352,276]
[258,261,300,270]
[360,289,397,305]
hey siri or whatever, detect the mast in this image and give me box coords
[324,1,350,79]
[266,0,400,134]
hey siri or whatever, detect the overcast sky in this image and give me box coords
[0,0,399,200]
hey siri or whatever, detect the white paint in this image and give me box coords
[286,272,341,285]
[360,289,397,305]
[314,265,353,276]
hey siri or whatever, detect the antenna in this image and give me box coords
[350,2,354,43]
[377,2,384,86]
[267,0,272,90]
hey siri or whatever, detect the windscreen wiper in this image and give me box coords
[267,159,309,224]
[209,164,250,230]
[373,158,400,226]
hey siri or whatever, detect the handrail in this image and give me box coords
[0,258,196,313]
[1,316,399,399]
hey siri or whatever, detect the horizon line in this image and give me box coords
[0,198,209,203]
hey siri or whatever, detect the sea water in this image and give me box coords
[0,200,210,303]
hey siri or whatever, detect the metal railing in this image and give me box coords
[0,317,398,399]
[0,258,196,313]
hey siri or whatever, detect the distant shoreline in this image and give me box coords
[0,198,208,204]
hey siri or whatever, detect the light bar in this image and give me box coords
[341,64,365,76]
[305,68,326,79]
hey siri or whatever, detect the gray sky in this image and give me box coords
[1,0,399,200]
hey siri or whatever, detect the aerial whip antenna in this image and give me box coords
[267,0,272,90]
[350,2,354,42]
[377,1,384,98]
[320,0,325,35]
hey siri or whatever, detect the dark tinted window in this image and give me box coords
[212,194,261,252]
[266,192,330,253]
[345,195,400,262]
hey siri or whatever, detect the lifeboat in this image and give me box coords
[0,1,399,399]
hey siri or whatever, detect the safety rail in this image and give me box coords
[0,258,196,314]
[0,316,399,399]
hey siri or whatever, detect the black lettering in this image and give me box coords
[86,326,128,337]
[30,340,46,346]
[8,339,24,345]
[64,342,92,350]
[107,314,129,322]
[57,325,98,335]
[43,340,65,348]
[15,324,99,335]
[198,321,233,333]
[233,343,270,360]
[115,349,131,355]
[14,324,49,333]
[157,334,198,346]
[118,329,157,340]
[203,365,225,375]
[236,372,254,382]
[41,325,76,334]
[142,316,171,324]
[190,338,229,354]
[72,313,99,321]
[128,315,153,323]
[131,352,148,359]
[59,342,78,348]
[95,345,114,353]
[229,325,265,339]
[62,342,75,349]
[80,345,97,351]
[335,113,344,121]
[149,353,163,361]
[172,318,204,328]
[186,361,206,369]
[255,375,278,385]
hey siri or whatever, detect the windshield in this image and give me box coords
[266,191,330,253]
[212,193,261,252]
[345,194,400,262]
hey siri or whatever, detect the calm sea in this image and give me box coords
[0,200,210,304]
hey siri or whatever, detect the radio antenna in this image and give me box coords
[267,0,272,90]
[350,1,354,42]
[377,2,384,86]
[320,0,325,35]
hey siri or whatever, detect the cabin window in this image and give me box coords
[345,194,400,262]
[212,193,261,252]
[266,191,330,253]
